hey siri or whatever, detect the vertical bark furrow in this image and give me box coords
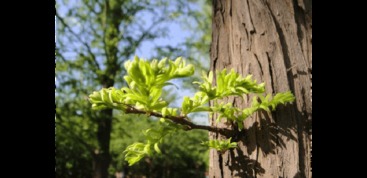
[265,0,294,92]
[219,153,224,178]
[292,0,306,62]
[229,0,233,17]
[296,115,306,178]
[265,52,275,95]
[245,0,256,34]
[253,53,263,77]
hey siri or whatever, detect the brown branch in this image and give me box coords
[121,104,235,137]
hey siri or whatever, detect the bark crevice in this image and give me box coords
[265,52,275,94]
[245,0,256,34]
[219,153,224,178]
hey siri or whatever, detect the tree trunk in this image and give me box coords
[93,109,113,178]
[92,3,121,177]
[209,0,312,178]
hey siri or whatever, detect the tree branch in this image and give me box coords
[120,104,235,137]
[117,17,166,62]
[84,0,101,15]
[56,50,67,62]
[55,12,101,73]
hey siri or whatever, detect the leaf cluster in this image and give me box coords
[89,56,295,165]
[89,56,194,112]
[201,137,237,153]
[123,117,183,166]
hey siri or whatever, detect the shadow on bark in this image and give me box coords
[228,148,265,178]
[226,103,310,177]
[244,110,298,156]
[293,171,304,178]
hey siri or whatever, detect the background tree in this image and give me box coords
[55,0,211,177]
[209,0,312,178]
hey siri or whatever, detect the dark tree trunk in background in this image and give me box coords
[209,0,312,177]
[92,2,121,176]
[93,109,113,178]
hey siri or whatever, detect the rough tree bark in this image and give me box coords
[209,0,312,178]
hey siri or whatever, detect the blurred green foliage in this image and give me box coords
[109,115,208,178]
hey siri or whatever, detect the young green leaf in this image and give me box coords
[202,138,237,153]
[154,143,162,154]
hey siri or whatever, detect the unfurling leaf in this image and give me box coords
[201,137,237,153]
